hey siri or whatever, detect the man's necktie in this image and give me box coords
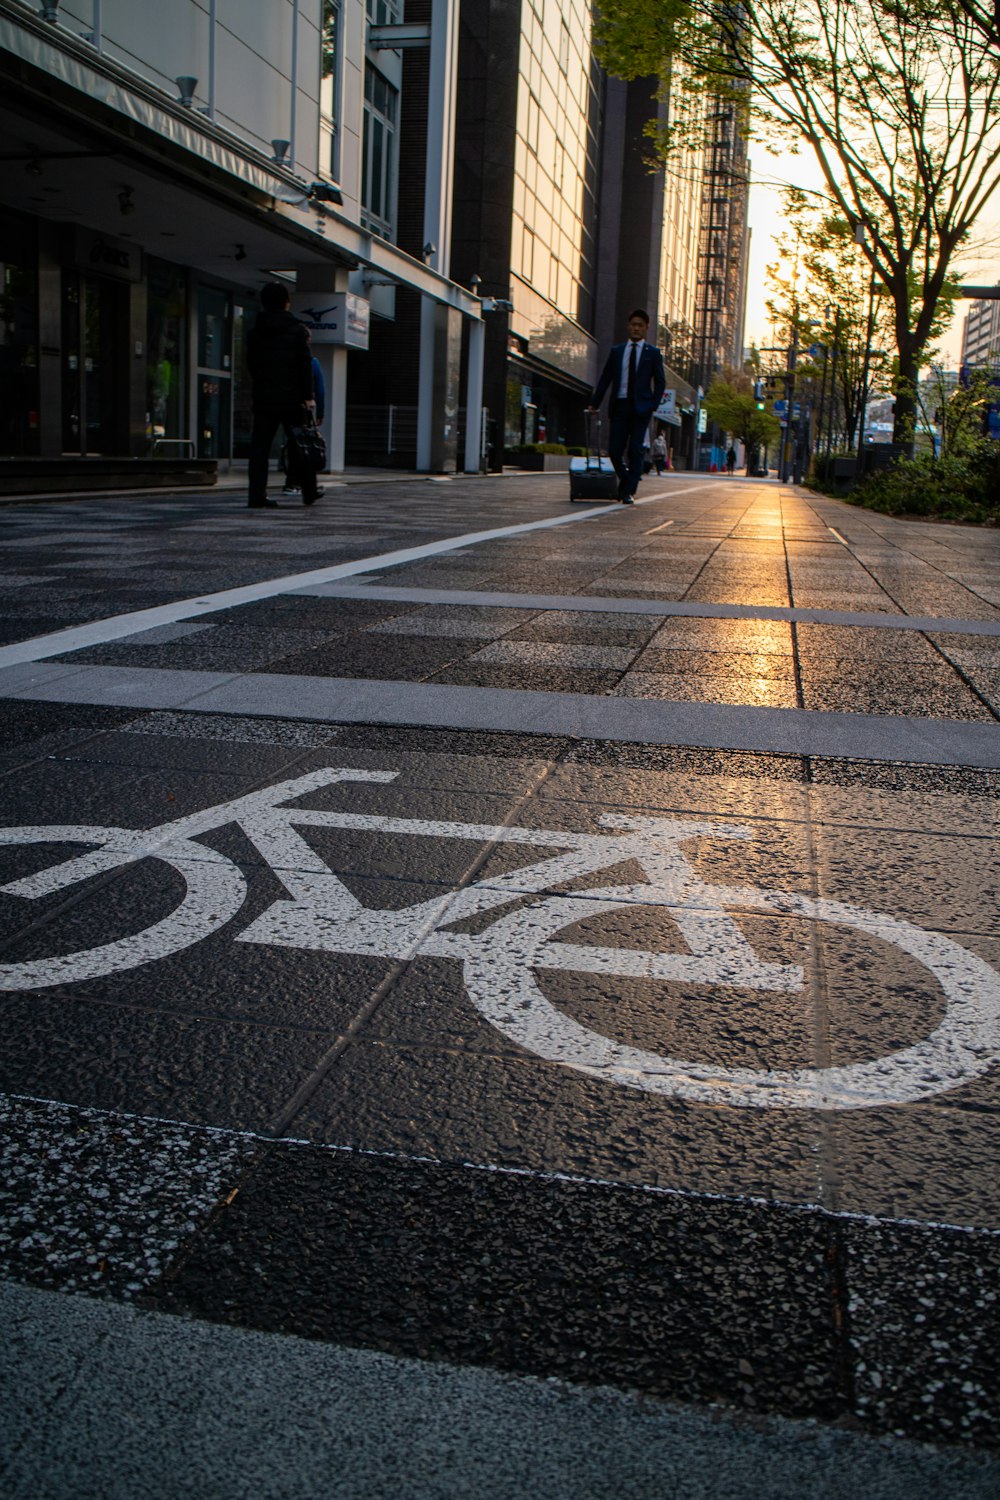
[627,341,638,403]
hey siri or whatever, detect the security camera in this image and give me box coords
[308,182,344,204]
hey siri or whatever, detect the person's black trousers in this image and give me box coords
[607,399,648,496]
[248,406,319,504]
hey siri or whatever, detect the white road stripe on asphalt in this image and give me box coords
[2,663,998,766]
[0,486,709,670]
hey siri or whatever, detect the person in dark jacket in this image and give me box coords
[246,282,320,509]
[587,309,666,504]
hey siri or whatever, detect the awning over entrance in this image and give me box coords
[0,4,480,316]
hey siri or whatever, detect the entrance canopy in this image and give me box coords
[0,9,481,317]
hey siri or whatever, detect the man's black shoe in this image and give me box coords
[248,499,279,509]
[622,494,635,504]
[303,487,324,507]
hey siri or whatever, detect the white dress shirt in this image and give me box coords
[617,339,645,399]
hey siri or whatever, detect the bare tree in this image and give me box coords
[594,0,1000,447]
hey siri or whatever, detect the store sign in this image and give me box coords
[73,227,142,283]
[654,390,678,424]
[292,293,370,349]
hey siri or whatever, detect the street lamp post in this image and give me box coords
[779,321,798,484]
[825,307,842,457]
[856,272,878,469]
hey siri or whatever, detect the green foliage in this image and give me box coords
[593,0,999,444]
[920,368,1000,461]
[819,445,1000,523]
[704,375,781,450]
[523,443,569,454]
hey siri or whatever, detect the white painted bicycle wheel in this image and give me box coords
[0,827,247,990]
[459,882,1000,1109]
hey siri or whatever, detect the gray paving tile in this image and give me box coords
[121,709,343,747]
[799,663,996,721]
[366,608,539,639]
[469,640,637,670]
[612,673,801,708]
[633,648,797,681]
[795,624,940,661]
[649,618,795,653]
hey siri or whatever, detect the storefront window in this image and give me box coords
[146,258,187,450]
[61,272,124,455]
[0,212,40,457]
[232,299,254,459]
[198,286,229,371]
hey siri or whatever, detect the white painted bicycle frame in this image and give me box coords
[3,767,1000,1110]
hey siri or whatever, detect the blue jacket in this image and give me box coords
[311,358,325,423]
[592,341,667,418]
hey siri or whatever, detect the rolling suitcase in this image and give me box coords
[569,413,620,502]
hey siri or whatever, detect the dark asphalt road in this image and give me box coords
[1,471,999,1494]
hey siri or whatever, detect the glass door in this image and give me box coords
[196,286,232,459]
[62,273,124,455]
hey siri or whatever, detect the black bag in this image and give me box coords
[287,419,326,474]
[569,412,619,502]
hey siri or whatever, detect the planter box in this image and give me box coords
[830,456,857,481]
[0,457,218,495]
[508,451,573,471]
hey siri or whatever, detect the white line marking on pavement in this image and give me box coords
[828,527,849,546]
[2,664,999,766]
[0,490,706,670]
[4,769,1000,1110]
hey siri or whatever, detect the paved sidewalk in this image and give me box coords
[5,1279,1000,1500]
[1,472,999,1494]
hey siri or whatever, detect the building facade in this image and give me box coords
[0,0,481,474]
[962,292,1000,369]
[0,0,748,477]
[445,0,604,466]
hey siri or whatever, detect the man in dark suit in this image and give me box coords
[588,309,667,503]
[246,282,321,509]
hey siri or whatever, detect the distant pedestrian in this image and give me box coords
[588,309,666,504]
[284,356,325,496]
[652,432,668,475]
[726,445,737,476]
[246,282,321,509]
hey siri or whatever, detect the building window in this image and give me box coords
[526,92,540,156]
[321,0,342,179]
[361,63,398,237]
[366,0,399,24]
[523,226,535,284]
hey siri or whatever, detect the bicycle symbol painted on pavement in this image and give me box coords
[3,767,999,1111]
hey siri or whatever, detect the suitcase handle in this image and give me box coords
[584,409,604,463]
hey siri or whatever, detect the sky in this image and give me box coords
[742,152,1000,371]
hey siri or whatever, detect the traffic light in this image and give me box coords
[753,379,764,409]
